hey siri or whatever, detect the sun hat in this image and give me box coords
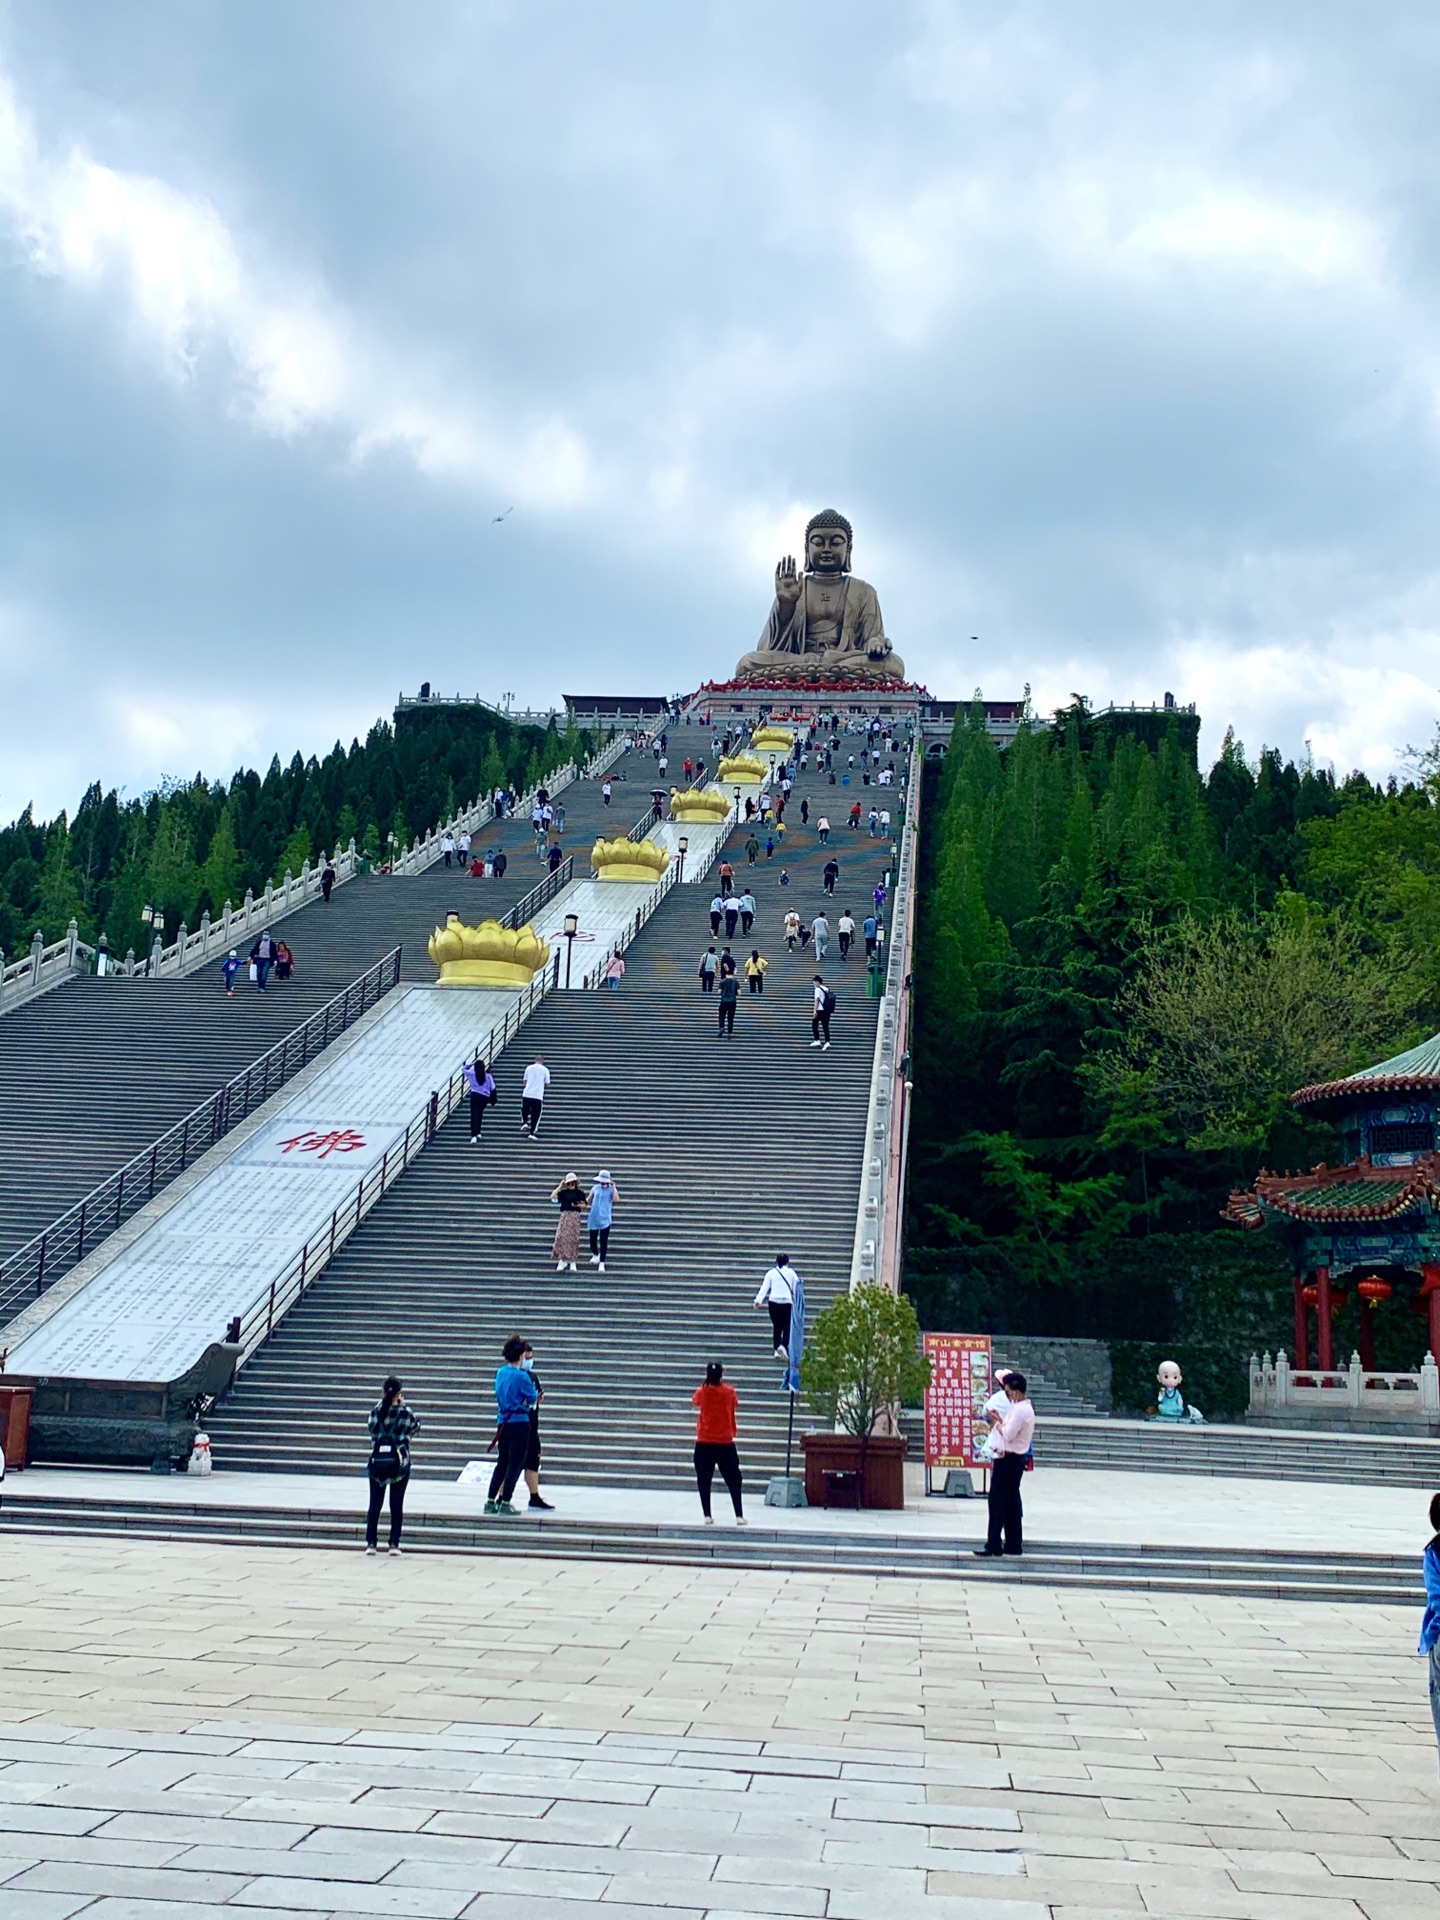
[595,1168,612,1181]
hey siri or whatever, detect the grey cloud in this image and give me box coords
[2,0,1440,815]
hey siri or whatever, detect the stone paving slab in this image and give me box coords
[2,1533,1439,1917]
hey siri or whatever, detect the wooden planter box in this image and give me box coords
[801,1431,908,1509]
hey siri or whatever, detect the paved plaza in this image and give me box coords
[1,1530,1438,1919]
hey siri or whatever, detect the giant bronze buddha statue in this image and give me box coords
[733,508,905,684]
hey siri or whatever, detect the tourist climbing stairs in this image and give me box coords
[205,751,900,1487]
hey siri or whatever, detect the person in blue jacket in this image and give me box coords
[1421,1492,1440,1764]
[485,1334,538,1516]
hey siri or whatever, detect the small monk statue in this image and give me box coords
[733,508,906,684]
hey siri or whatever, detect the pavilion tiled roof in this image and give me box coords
[1223,1155,1440,1230]
[1292,1030,1440,1110]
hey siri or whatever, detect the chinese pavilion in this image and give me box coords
[1225,1030,1440,1371]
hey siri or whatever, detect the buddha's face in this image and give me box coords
[807,528,850,574]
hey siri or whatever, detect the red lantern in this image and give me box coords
[1301,1285,1318,1306]
[1357,1276,1393,1308]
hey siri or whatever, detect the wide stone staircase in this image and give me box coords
[205,764,897,1488]
[0,772,623,1269]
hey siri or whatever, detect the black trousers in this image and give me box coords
[366,1470,408,1548]
[811,1010,831,1041]
[986,1452,1025,1554]
[521,1097,543,1135]
[700,972,715,991]
[725,913,738,937]
[710,913,722,934]
[718,1000,735,1033]
[838,933,851,958]
[741,914,754,934]
[589,1225,611,1260]
[747,975,763,993]
[768,1301,792,1352]
[694,1442,744,1518]
[488,1425,530,1502]
[469,1092,489,1135]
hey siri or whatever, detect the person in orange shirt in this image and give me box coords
[691,1361,747,1526]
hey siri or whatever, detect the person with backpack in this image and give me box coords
[485,1335,538,1516]
[691,1361,746,1526]
[717,966,740,1037]
[320,859,337,902]
[464,1055,497,1144]
[221,950,241,997]
[366,1375,420,1554]
[811,975,834,1050]
[754,1256,799,1358]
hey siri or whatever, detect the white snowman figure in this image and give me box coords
[188,1431,213,1475]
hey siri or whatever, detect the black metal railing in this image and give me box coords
[0,947,403,1326]
[503,858,574,931]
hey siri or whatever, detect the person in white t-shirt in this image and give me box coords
[520,1057,551,1140]
[754,1256,799,1359]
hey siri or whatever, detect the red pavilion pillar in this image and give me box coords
[1315,1265,1335,1371]
[1423,1263,1440,1364]
[1292,1272,1311,1370]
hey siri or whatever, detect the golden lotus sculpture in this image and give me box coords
[751,725,794,754]
[427,915,551,988]
[718,753,766,785]
[669,786,730,823]
[591,836,671,883]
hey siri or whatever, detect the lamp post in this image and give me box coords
[563,911,579,989]
[386,830,397,873]
[732,785,741,824]
[677,835,688,883]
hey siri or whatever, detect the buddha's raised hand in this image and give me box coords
[775,555,802,606]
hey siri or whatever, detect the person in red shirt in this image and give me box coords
[691,1361,746,1526]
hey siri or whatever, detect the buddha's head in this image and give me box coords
[805,508,852,575]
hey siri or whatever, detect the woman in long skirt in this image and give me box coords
[551,1173,585,1272]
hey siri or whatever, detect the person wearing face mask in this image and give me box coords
[485,1335,539,1516]
[519,1341,555,1512]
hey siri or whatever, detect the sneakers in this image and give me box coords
[528,1497,555,1511]
[470,1135,480,1145]
[773,1346,789,1361]
[597,1261,606,1273]
[822,1041,831,1051]
[703,1515,715,1526]
[568,1262,578,1272]
[365,1545,377,1555]
[589,1254,601,1265]
[493,1501,520,1517]
[556,1262,567,1272]
[389,1545,403,1555]
[809,1039,822,1048]
[483,1499,499,1514]
[735,1516,748,1526]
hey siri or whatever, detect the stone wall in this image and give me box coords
[991,1335,1113,1413]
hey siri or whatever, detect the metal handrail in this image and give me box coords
[228,959,558,1372]
[0,947,404,1325]
[503,857,575,932]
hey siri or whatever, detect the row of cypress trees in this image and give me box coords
[0,706,589,965]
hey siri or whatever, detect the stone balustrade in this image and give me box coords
[1250,1346,1440,1423]
[850,738,919,1295]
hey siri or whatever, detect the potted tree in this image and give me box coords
[800,1283,932,1508]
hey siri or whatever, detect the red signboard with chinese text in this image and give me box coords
[923,1333,993,1469]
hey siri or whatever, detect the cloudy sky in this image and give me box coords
[3,1,1439,819]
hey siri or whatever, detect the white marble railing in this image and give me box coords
[849,741,921,1295]
[0,921,98,1015]
[1250,1347,1440,1416]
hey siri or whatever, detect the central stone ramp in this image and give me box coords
[208,763,894,1486]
